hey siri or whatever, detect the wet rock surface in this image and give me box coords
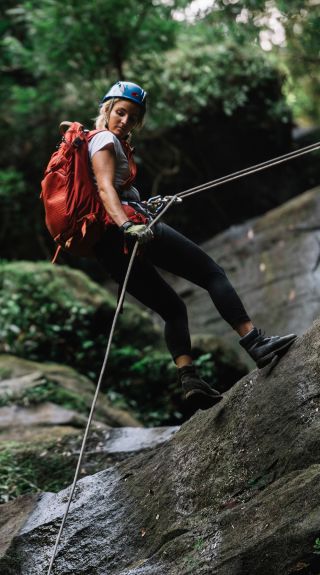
[1,319,320,574]
[91,425,180,455]
[65,425,180,478]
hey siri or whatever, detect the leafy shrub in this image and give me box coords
[106,346,246,426]
[0,261,246,425]
[314,538,320,555]
[0,261,158,381]
[0,169,39,259]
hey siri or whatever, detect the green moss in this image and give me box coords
[0,546,24,575]
[0,367,11,379]
[0,261,159,381]
[0,442,75,503]
[0,378,89,413]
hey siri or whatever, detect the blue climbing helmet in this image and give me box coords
[100,81,147,108]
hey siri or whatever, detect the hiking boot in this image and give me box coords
[178,364,222,410]
[239,327,297,369]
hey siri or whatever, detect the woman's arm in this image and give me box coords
[91,145,129,227]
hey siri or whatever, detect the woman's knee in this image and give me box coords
[162,295,188,322]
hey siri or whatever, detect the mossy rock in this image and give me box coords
[0,261,161,380]
[0,354,141,504]
[0,439,77,503]
[0,354,140,428]
[0,428,119,504]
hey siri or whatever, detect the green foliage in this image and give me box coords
[0,278,101,377]
[0,0,187,166]
[280,3,320,123]
[314,538,320,555]
[1,0,318,177]
[0,169,41,259]
[202,0,320,124]
[0,168,27,213]
[106,345,244,426]
[107,347,181,425]
[22,0,182,80]
[0,443,75,503]
[194,353,216,380]
[1,0,295,155]
[0,261,158,381]
[133,34,291,131]
[0,447,38,502]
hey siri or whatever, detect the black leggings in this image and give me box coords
[94,222,250,360]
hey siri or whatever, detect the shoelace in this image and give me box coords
[253,330,271,346]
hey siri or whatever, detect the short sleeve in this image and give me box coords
[88,131,119,160]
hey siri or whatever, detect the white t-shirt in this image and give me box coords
[88,131,140,201]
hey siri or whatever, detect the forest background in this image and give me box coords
[1,0,320,427]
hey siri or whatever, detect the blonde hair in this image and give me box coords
[94,98,145,132]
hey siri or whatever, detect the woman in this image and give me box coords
[90,80,296,410]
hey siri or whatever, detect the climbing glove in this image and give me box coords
[120,221,153,245]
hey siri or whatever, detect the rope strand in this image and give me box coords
[46,197,177,575]
[178,141,320,200]
[47,242,139,575]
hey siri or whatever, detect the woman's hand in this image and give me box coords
[120,221,153,244]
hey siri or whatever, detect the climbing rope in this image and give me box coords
[47,141,320,574]
[178,140,320,199]
[46,196,177,575]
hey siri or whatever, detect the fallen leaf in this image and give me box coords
[288,289,296,301]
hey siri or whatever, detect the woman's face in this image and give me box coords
[107,99,141,139]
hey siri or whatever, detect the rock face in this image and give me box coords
[166,186,320,364]
[1,319,320,574]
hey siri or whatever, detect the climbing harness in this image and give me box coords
[144,194,183,215]
[47,140,320,574]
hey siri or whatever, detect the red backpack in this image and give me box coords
[40,121,146,262]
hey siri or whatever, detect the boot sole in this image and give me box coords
[184,389,223,411]
[257,336,297,369]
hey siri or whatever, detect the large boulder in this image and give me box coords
[166,186,320,364]
[1,319,320,574]
[0,354,139,430]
